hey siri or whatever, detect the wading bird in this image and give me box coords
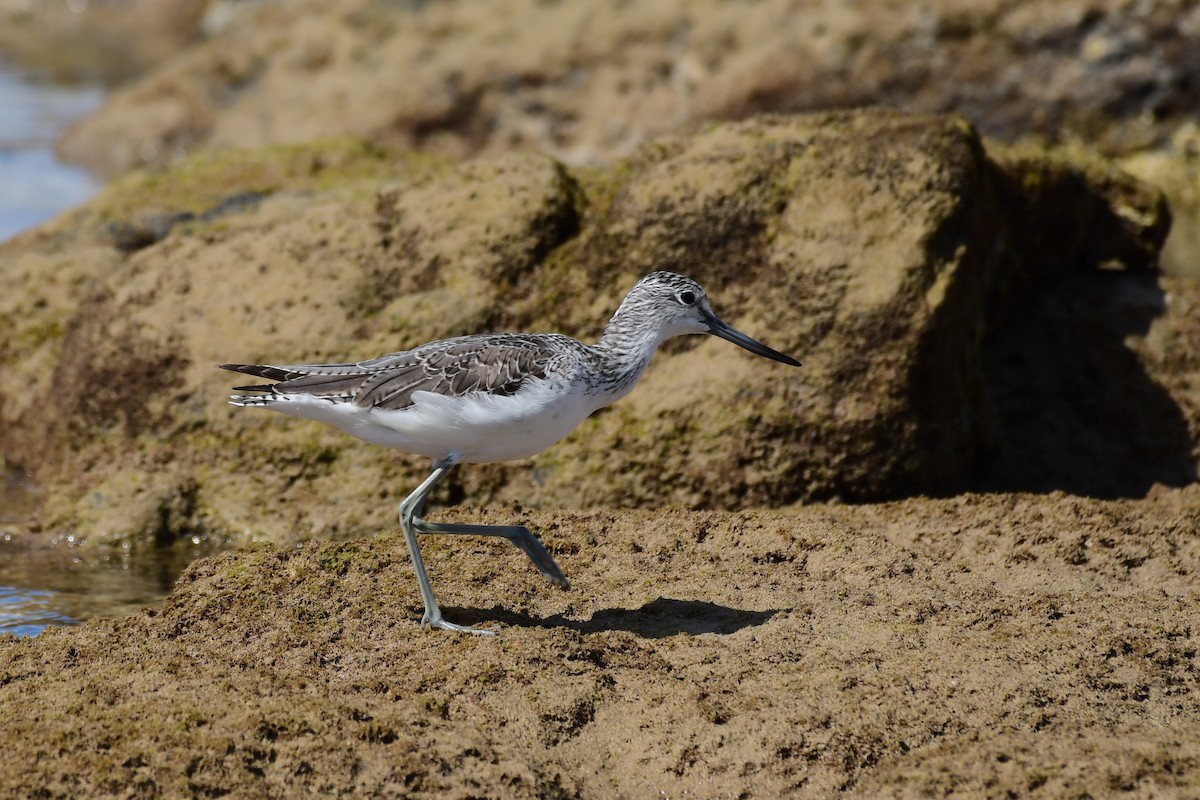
[222,271,800,634]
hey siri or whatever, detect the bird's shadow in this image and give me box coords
[445,597,780,638]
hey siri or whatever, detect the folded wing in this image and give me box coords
[220,335,557,412]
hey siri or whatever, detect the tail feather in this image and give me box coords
[219,362,371,400]
[228,394,277,407]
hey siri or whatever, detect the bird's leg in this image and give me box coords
[412,518,569,589]
[409,473,568,588]
[398,457,494,635]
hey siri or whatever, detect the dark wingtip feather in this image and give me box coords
[219,363,296,382]
[233,383,276,393]
[219,363,256,375]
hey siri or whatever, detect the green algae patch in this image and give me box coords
[90,139,431,223]
[315,540,383,577]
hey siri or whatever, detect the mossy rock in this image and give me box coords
[0,110,1182,546]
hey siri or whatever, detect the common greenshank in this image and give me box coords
[222,271,800,634]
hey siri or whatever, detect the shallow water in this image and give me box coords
[0,584,78,637]
[0,56,102,241]
[2,463,224,637]
[0,534,215,637]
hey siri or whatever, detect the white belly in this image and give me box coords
[264,377,598,464]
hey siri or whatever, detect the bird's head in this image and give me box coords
[618,271,801,366]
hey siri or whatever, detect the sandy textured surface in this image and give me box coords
[2,492,1198,798]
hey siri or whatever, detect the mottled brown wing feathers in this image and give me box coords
[354,367,433,409]
[221,336,558,411]
[354,340,552,410]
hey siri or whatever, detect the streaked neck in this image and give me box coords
[591,306,667,396]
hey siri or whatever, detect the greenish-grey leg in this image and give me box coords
[406,459,568,588]
[412,519,569,588]
[398,456,495,635]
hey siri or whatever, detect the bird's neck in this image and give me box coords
[590,308,667,400]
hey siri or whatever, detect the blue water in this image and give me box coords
[0,585,78,637]
[0,57,102,241]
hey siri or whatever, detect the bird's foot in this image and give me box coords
[421,611,496,636]
[507,525,570,588]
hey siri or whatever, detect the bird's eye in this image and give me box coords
[678,290,696,306]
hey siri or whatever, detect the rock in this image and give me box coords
[0,0,208,84]
[64,467,198,549]
[0,111,1184,545]
[1122,124,1200,279]
[1,494,1198,797]
[54,0,1200,176]
[40,0,1200,283]
[507,113,1179,507]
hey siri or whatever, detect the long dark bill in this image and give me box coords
[707,315,801,367]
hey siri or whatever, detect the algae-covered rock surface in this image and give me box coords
[2,493,1198,798]
[0,112,1189,548]
[34,0,1200,284]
